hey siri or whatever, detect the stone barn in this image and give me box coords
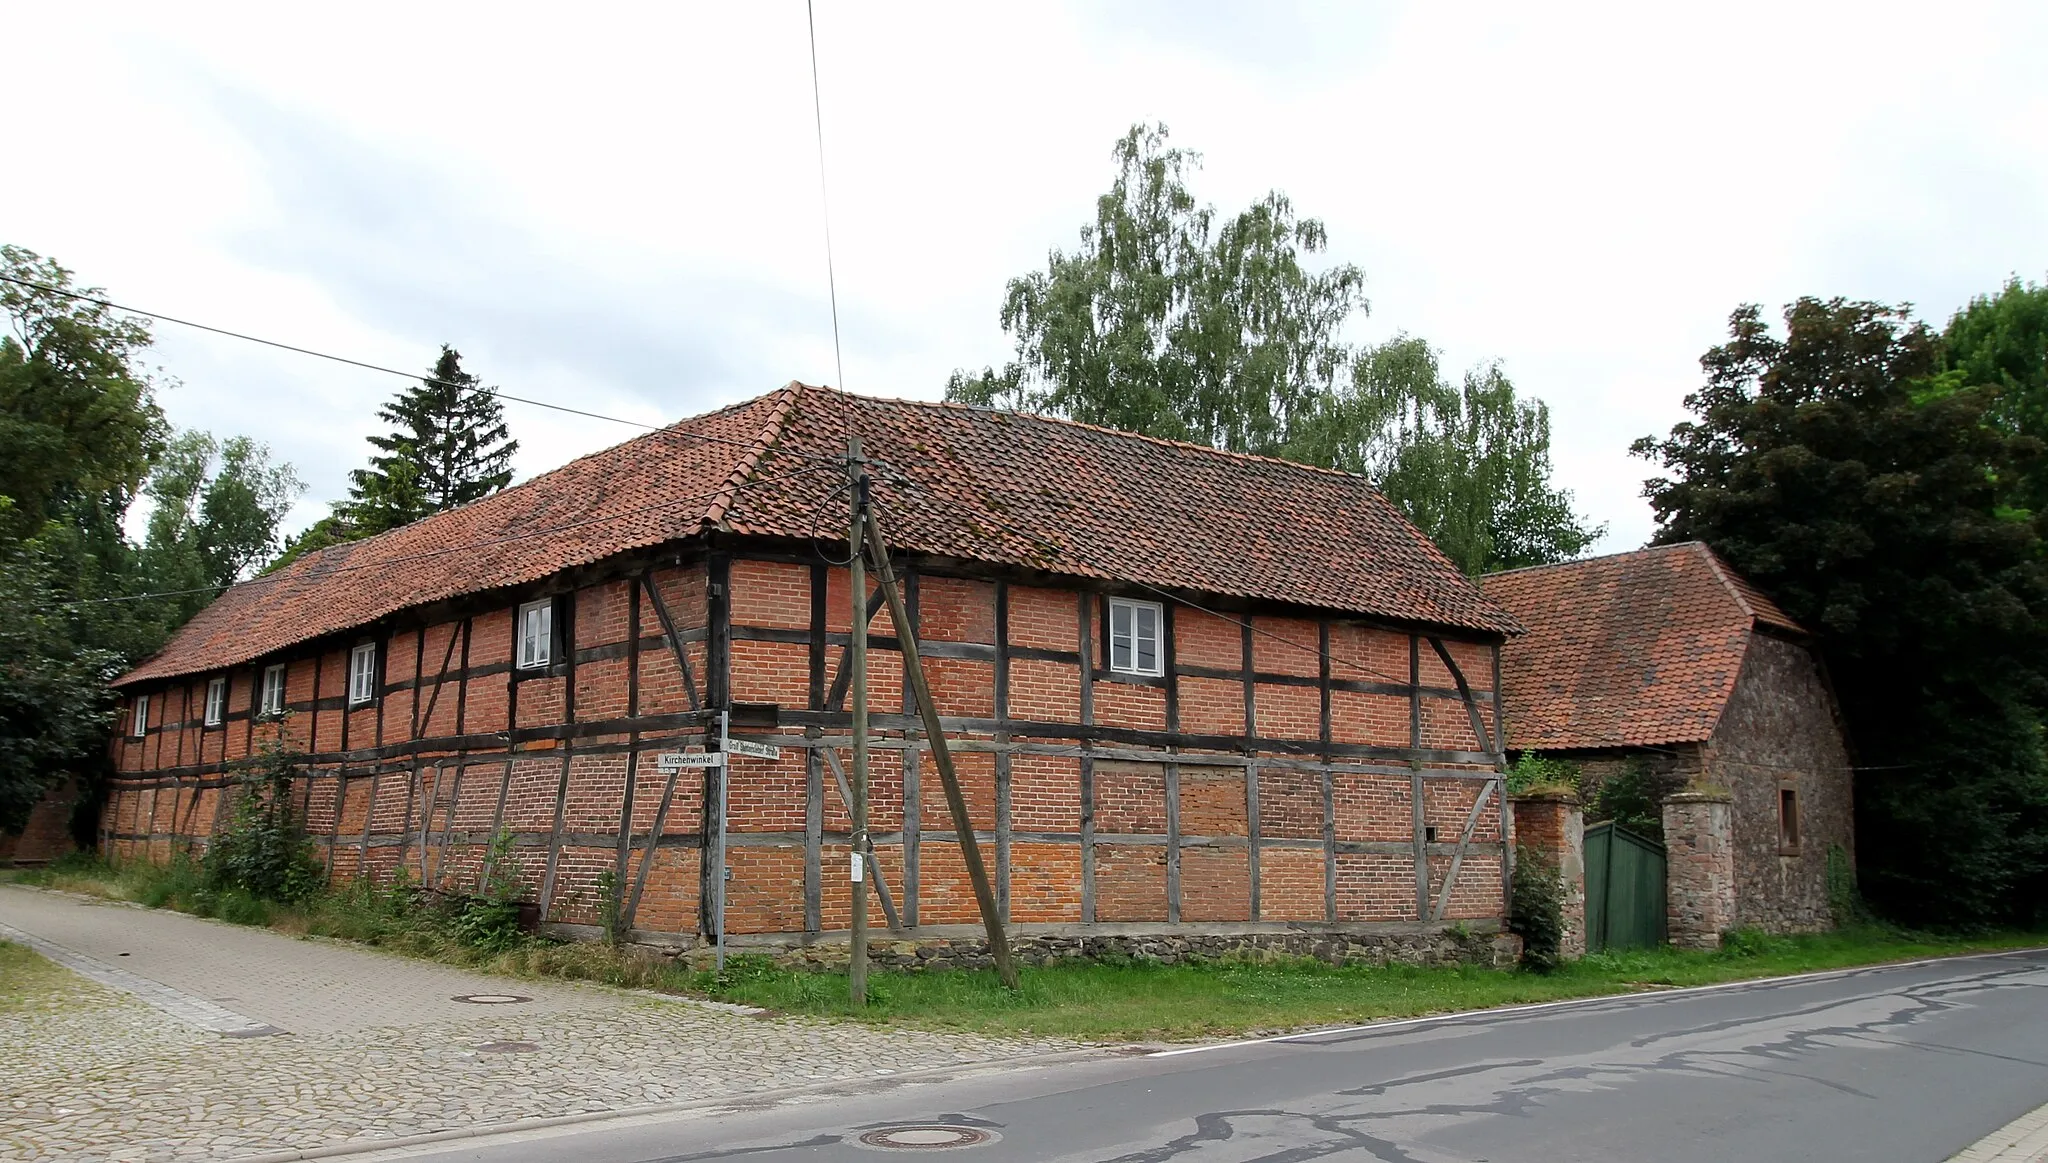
[1481,542,1855,944]
[104,383,1524,965]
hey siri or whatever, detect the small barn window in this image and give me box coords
[260,663,286,718]
[517,599,553,670]
[204,677,227,727]
[1108,597,1163,677]
[1779,786,1801,852]
[129,694,150,738]
[348,642,379,705]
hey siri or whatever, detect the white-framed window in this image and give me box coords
[129,694,150,738]
[1107,597,1164,677]
[204,676,227,727]
[348,642,379,705]
[517,599,553,670]
[260,663,286,718]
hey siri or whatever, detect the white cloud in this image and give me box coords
[6,0,2046,551]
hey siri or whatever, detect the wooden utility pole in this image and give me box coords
[863,506,1019,989]
[847,436,870,1007]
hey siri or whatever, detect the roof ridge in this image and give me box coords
[806,383,1376,484]
[272,392,775,583]
[1690,541,1761,625]
[1480,540,1701,580]
[704,382,806,528]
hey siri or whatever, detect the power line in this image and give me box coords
[804,0,847,394]
[0,271,844,465]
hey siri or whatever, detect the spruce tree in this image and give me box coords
[342,346,517,534]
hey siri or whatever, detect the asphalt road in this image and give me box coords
[391,949,2048,1163]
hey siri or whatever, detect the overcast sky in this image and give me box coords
[8,1,2046,553]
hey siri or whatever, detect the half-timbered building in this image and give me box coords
[105,383,1524,963]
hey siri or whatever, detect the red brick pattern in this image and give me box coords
[105,551,1511,940]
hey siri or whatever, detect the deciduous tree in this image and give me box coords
[947,125,1599,575]
[1635,298,2048,926]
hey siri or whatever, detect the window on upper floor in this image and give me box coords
[517,599,553,670]
[129,694,150,738]
[1779,786,1801,852]
[1107,597,1164,677]
[260,663,286,718]
[349,642,379,705]
[204,676,227,727]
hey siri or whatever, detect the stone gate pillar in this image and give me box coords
[1510,790,1585,959]
[1663,789,1735,950]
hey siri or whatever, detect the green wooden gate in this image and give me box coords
[1584,821,1667,952]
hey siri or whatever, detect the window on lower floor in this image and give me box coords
[1779,786,1801,851]
[204,676,226,727]
[129,694,150,738]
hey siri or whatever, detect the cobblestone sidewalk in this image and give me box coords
[0,887,1077,1162]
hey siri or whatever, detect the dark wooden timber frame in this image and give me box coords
[107,536,1509,938]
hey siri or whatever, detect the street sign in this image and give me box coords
[722,737,782,761]
[657,751,724,771]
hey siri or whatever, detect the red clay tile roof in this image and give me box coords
[1479,542,1807,750]
[118,383,1518,687]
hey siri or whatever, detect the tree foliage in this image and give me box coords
[948,124,1362,454]
[1943,276,2048,512]
[1635,298,2048,926]
[947,124,1597,575]
[342,345,516,535]
[0,244,301,836]
[1291,337,1602,573]
[0,536,122,832]
[141,430,303,623]
[0,246,166,541]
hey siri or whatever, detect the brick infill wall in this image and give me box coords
[101,551,1515,964]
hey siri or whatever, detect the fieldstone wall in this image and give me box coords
[1704,633,1854,932]
[1663,790,1735,949]
[1510,791,1585,959]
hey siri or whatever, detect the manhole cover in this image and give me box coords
[475,1040,539,1053]
[855,1125,997,1151]
[451,993,532,1005]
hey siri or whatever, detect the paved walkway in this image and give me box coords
[0,886,1076,1162]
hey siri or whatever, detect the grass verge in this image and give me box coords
[8,856,2042,1042]
[0,941,76,1014]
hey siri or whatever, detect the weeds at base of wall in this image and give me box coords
[1509,844,1566,973]
[10,855,2047,1041]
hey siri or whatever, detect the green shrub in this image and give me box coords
[1718,927,1791,958]
[1586,759,1670,840]
[1506,754,1582,795]
[1509,846,1566,972]
[449,830,528,953]
[594,867,623,946]
[202,742,324,903]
